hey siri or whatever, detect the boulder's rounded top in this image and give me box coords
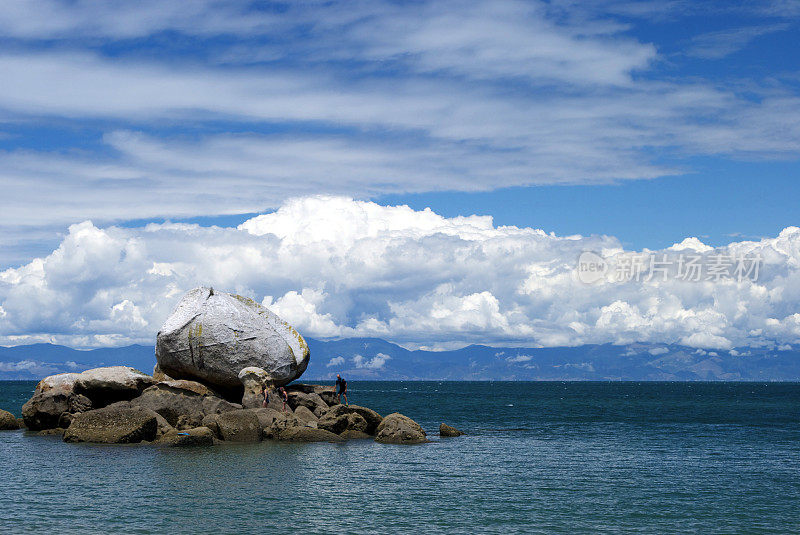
[36,372,81,394]
[159,286,309,368]
[156,286,310,389]
[76,366,152,382]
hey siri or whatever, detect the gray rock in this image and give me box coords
[286,390,329,417]
[156,426,215,447]
[277,427,344,443]
[238,367,272,409]
[22,391,92,431]
[159,379,218,397]
[375,413,427,444]
[249,408,301,439]
[154,413,173,438]
[34,373,81,395]
[214,410,262,442]
[286,383,339,406]
[322,404,383,435]
[129,383,239,428]
[64,407,158,444]
[200,413,220,438]
[152,364,173,382]
[293,405,318,425]
[73,366,155,406]
[318,411,368,435]
[318,413,349,434]
[155,287,310,392]
[0,409,19,430]
[439,423,464,437]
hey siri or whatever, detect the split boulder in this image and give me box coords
[155,287,310,393]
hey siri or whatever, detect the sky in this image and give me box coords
[0,0,799,350]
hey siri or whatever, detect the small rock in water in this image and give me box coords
[0,409,20,430]
[375,413,427,444]
[439,423,464,437]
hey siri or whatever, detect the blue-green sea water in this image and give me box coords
[2,381,800,534]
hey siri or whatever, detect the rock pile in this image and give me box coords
[9,371,428,446]
[2,287,433,447]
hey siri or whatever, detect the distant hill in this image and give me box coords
[1,338,799,381]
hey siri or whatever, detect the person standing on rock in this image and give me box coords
[261,385,269,408]
[278,386,289,412]
[335,374,348,406]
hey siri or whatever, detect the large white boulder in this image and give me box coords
[155,287,310,391]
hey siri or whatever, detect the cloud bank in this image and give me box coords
[1,196,799,350]
[0,0,799,259]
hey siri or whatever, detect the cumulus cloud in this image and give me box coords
[326,356,345,368]
[353,353,392,370]
[0,0,800,263]
[1,196,800,350]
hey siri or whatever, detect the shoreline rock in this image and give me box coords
[64,406,158,444]
[375,413,428,444]
[15,369,433,447]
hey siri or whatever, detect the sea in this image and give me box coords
[2,381,800,534]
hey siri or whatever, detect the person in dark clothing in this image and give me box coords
[278,386,289,412]
[335,374,348,406]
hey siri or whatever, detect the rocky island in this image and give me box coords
[5,287,440,446]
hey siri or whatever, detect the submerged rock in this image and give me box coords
[375,413,427,444]
[64,406,158,444]
[339,429,371,440]
[155,287,310,393]
[277,427,344,443]
[0,409,19,430]
[38,428,66,437]
[156,426,215,447]
[439,423,464,437]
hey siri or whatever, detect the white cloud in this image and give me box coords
[0,1,798,250]
[326,356,345,368]
[353,353,392,370]
[685,24,790,59]
[1,196,800,350]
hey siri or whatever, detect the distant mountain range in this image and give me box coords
[1,338,799,382]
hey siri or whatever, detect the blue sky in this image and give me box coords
[1,1,800,350]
